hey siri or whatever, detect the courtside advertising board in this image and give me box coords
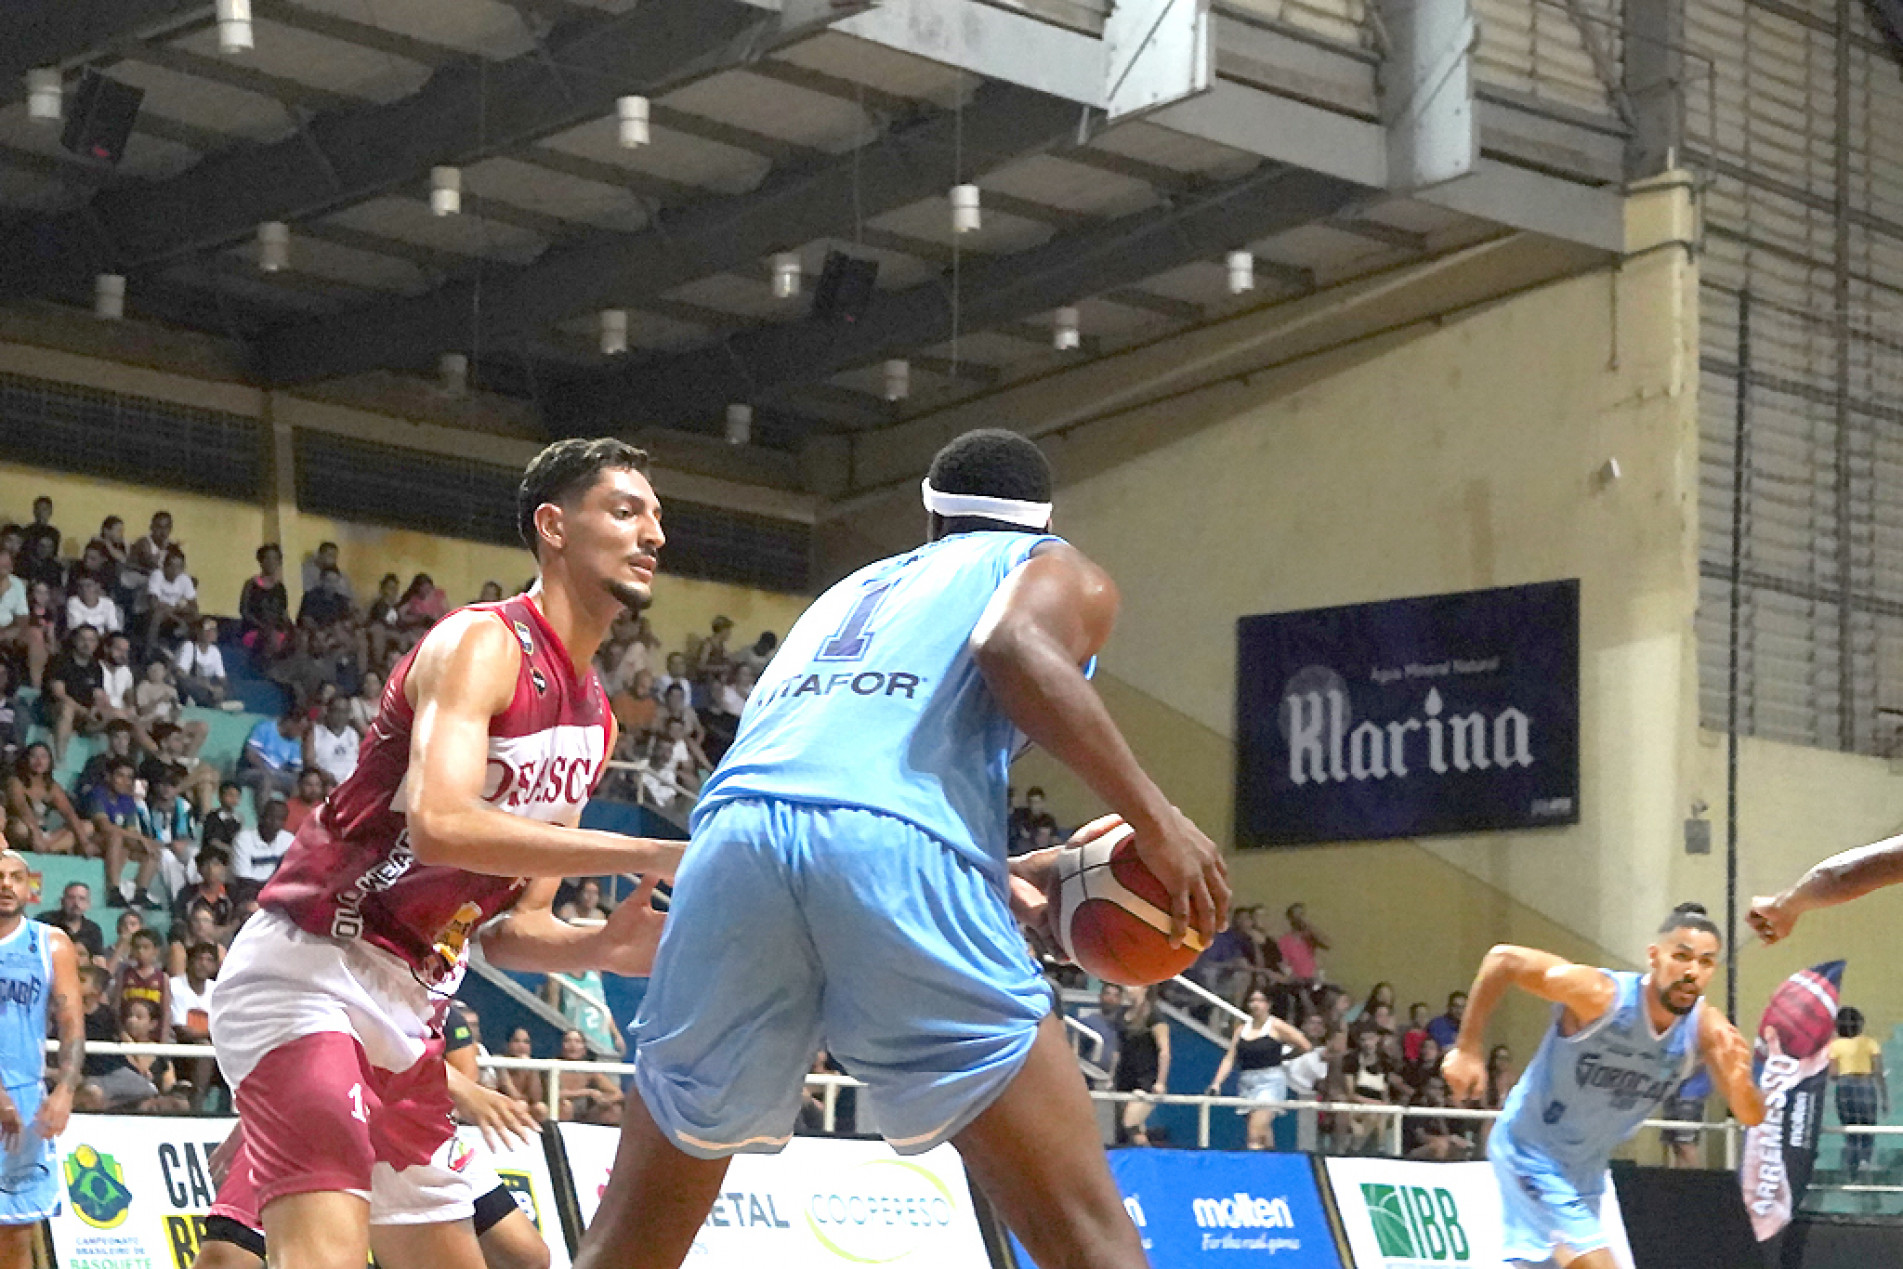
[558,1126,992,1268]
[48,1115,236,1269]
[1325,1157,1635,1269]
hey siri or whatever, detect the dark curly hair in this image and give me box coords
[517,437,651,558]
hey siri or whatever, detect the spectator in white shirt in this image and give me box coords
[231,798,294,890]
[0,546,44,691]
[125,510,176,596]
[305,696,362,787]
[174,616,226,707]
[144,547,198,648]
[97,634,155,754]
[65,574,123,636]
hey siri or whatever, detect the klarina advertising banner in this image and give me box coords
[1235,580,1579,847]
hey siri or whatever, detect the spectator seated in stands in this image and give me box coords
[688,614,734,681]
[169,941,219,1110]
[19,498,60,581]
[345,670,381,733]
[396,573,447,640]
[143,546,199,650]
[364,573,407,666]
[610,669,659,741]
[1343,1025,1398,1153]
[1008,787,1058,856]
[737,629,778,674]
[43,624,112,762]
[496,1027,548,1119]
[199,782,243,856]
[18,531,65,600]
[99,997,190,1115]
[1400,1036,1446,1101]
[110,927,170,1028]
[300,542,355,603]
[267,626,333,711]
[125,511,177,599]
[170,852,235,965]
[141,720,218,816]
[1403,1075,1475,1161]
[297,564,355,632]
[555,878,612,923]
[5,742,91,856]
[284,767,328,835]
[141,772,197,889]
[240,706,308,802]
[0,662,19,771]
[174,615,228,707]
[239,542,291,662]
[74,966,116,1112]
[1401,1002,1432,1063]
[652,652,692,703]
[232,797,294,894]
[0,546,48,693]
[702,665,754,760]
[555,1028,624,1124]
[75,718,139,813]
[103,910,142,974]
[1076,982,1124,1084]
[37,880,105,965]
[91,756,164,910]
[633,716,704,811]
[307,695,361,787]
[94,517,131,597]
[65,571,122,639]
[657,683,705,747]
[1426,990,1467,1050]
[97,633,157,752]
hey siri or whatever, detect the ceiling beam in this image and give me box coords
[127,43,364,113]
[1100,287,1203,322]
[546,164,1365,432]
[251,0,457,67]
[740,59,918,117]
[255,81,1081,383]
[2,0,208,88]
[0,0,797,304]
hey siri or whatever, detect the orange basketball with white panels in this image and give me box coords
[1052,819,1205,986]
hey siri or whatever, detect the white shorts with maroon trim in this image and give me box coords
[210,910,469,1220]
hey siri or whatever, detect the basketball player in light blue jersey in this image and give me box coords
[1442,902,1762,1268]
[0,851,86,1269]
[573,429,1230,1269]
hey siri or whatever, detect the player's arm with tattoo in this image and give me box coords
[1442,945,1617,1102]
[39,928,85,1137]
[1749,834,1903,943]
[1698,1006,1766,1126]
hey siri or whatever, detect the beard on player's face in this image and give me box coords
[604,576,651,613]
[1655,976,1703,1016]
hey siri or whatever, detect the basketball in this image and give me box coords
[1052,819,1206,986]
[1757,961,1842,1062]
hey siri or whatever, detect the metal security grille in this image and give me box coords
[295,430,812,593]
[0,371,261,502]
[1689,0,1903,753]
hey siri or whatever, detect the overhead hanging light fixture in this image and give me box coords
[950,183,981,234]
[771,253,802,300]
[599,309,628,356]
[257,221,289,272]
[1053,306,1080,351]
[440,352,469,397]
[1226,250,1255,295]
[216,0,254,53]
[27,69,61,123]
[430,166,461,216]
[94,273,125,320]
[725,403,753,446]
[883,359,910,401]
[617,95,650,149]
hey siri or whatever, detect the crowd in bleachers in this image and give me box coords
[0,492,778,1119]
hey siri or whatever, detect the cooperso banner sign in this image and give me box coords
[1235,580,1580,846]
[559,1127,992,1268]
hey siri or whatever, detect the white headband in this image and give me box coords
[921,479,1052,528]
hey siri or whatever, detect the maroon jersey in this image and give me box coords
[262,595,611,982]
[116,963,166,1011]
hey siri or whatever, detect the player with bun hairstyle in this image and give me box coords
[573,428,1229,1269]
[1441,903,1763,1268]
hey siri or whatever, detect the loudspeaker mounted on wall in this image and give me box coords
[61,70,144,165]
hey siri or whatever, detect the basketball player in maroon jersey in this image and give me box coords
[1751,831,1903,942]
[208,438,680,1269]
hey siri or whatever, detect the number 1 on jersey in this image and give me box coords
[817,579,898,662]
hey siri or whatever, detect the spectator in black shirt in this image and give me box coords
[0,661,22,769]
[18,497,59,565]
[1008,786,1058,856]
[75,718,137,809]
[17,533,64,595]
[240,543,291,662]
[297,566,354,630]
[37,880,105,962]
[172,849,236,939]
[200,781,244,854]
[43,624,108,762]
[74,966,118,1112]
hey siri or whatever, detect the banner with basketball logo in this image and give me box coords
[47,1114,235,1269]
[1739,960,1843,1241]
[1234,580,1579,847]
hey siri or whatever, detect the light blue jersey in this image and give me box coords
[641,529,1068,1160]
[694,530,1059,882]
[1490,970,1701,1262]
[0,918,58,1223]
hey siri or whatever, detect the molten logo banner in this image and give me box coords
[1738,960,1843,1242]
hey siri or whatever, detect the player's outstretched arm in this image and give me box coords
[480,872,664,979]
[404,611,682,880]
[971,543,1229,942]
[1698,1007,1766,1127]
[1748,833,1903,944]
[1442,945,1616,1102]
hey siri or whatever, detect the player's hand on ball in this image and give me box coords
[452,1079,539,1151]
[597,873,667,978]
[1006,861,1059,956]
[1747,894,1798,944]
[1131,805,1230,946]
[1441,1047,1486,1104]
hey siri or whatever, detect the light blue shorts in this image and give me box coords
[0,1083,59,1225]
[633,798,1050,1159]
[1490,1143,1608,1264]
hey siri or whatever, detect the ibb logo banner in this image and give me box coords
[1361,1184,1471,1265]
